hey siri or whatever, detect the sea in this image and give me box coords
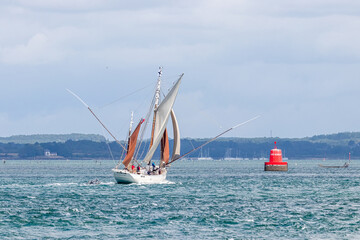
[1,159,359,239]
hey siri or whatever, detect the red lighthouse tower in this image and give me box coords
[265,142,288,171]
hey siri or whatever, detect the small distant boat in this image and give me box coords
[88,179,101,184]
[318,162,349,168]
[318,152,351,169]
[197,148,213,160]
[223,148,242,160]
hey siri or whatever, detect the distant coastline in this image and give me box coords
[0,133,105,144]
[0,132,359,160]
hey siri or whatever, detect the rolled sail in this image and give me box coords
[170,109,180,161]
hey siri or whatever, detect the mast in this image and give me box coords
[125,111,134,158]
[128,111,134,139]
[149,67,162,149]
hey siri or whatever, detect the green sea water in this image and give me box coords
[1,159,360,239]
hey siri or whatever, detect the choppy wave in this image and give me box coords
[1,159,360,239]
[45,182,79,187]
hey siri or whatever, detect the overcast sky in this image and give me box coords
[0,0,360,139]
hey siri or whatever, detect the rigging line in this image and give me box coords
[188,139,195,150]
[134,101,154,162]
[133,97,153,158]
[116,133,127,168]
[107,140,116,164]
[99,82,154,109]
[132,85,155,121]
[137,141,150,163]
[166,116,260,165]
[67,89,127,152]
[117,112,134,168]
[200,109,223,131]
[134,83,158,162]
[161,76,180,97]
[99,125,116,164]
[117,143,126,167]
[163,74,184,79]
[133,118,148,162]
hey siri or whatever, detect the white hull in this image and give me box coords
[112,169,167,184]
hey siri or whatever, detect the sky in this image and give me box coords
[0,0,360,139]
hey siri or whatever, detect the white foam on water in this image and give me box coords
[45,182,78,187]
[244,219,254,222]
[79,181,116,186]
[99,181,116,186]
[0,183,31,188]
[2,182,78,188]
[71,208,80,213]
[134,180,176,185]
[130,204,142,209]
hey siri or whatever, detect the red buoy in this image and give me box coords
[264,142,288,171]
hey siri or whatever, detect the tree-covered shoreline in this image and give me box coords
[0,132,360,160]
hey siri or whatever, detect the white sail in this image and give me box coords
[170,109,180,160]
[143,74,183,164]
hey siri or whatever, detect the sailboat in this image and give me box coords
[318,152,351,169]
[197,148,213,161]
[68,68,260,184]
[112,68,182,184]
[223,148,242,160]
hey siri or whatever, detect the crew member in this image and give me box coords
[131,165,135,173]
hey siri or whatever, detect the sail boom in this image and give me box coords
[167,115,260,165]
[67,89,127,151]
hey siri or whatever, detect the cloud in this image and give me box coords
[0,0,360,138]
[0,33,63,64]
[10,0,184,12]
